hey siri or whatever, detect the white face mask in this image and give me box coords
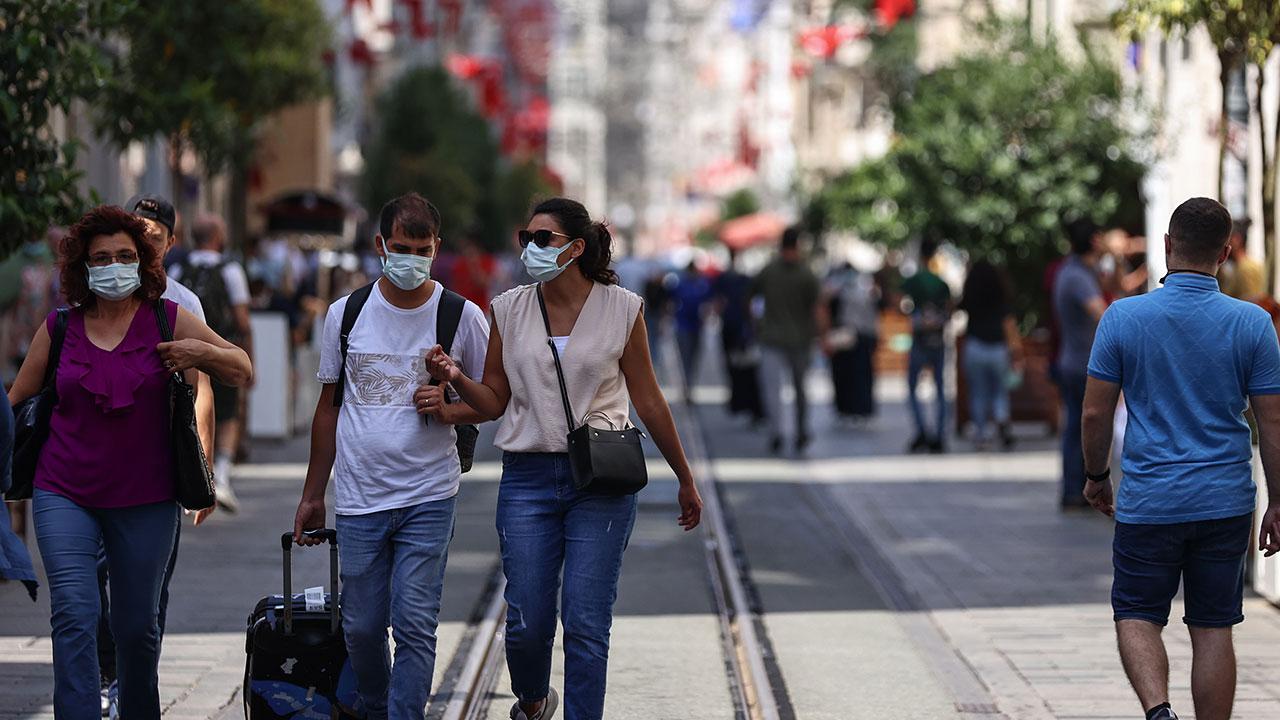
[521,241,576,282]
[86,262,141,300]
[379,238,433,290]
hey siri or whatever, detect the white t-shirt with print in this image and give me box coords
[317,281,488,516]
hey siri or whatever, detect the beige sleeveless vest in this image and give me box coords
[491,282,643,453]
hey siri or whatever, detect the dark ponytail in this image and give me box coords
[530,197,619,285]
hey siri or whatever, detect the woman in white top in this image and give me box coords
[426,198,702,720]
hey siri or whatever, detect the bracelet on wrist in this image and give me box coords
[1085,468,1111,483]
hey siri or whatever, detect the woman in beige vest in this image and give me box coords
[426,197,702,720]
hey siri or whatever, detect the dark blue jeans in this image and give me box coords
[498,452,638,720]
[1059,369,1088,503]
[907,344,947,440]
[33,489,179,720]
[1113,513,1252,627]
[336,496,456,720]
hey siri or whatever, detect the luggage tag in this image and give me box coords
[304,586,325,613]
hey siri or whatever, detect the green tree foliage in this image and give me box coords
[813,25,1146,320]
[362,67,551,253]
[721,188,761,221]
[0,0,125,256]
[97,0,330,245]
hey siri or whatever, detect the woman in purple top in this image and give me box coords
[7,205,251,720]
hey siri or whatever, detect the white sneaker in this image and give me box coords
[215,476,240,514]
[510,688,559,720]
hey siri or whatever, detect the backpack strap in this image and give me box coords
[425,287,468,427]
[434,288,467,358]
[333,283,376,408]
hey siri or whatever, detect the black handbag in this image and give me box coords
[536,285,648,496]
[154,303,217,511]
[7,308,69,501]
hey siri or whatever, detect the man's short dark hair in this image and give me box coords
[379,193,441,240]
[920,239,938,261]
[780,226,801,251]
[1065,218,1100,255]
[1169,197,1232,265]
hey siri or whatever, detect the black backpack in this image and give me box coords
[332,283,479,473]
[179,259,239,342]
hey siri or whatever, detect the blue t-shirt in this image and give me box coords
[1088,272,1280,524]
[672,273,712,335]
[1053,256,1103,375]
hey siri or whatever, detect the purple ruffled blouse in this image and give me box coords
[34,301,177,508]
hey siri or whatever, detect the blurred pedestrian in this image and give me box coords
[642,268,672,367]
[427,197,703,720]
[901,241,952,453]
[7,205,250,720]
[294,193,488,719]
[751,228,827,455]
[1053,219,1108,510]
[713,249,764,424]
[444,234,499,314]
[825,260,881,424]
[1,226,61,545]
[1221,218,1263,303]
[171,215,253,512]
[1082,198,1280,720]
[672,261,712,396]
[0,390,37,601]
[958,261,1021,450]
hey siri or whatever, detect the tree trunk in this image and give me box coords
[228,158,249,256]
[169,133,190,247]
[1262,64,1279,296]
[1220,51,1234,201]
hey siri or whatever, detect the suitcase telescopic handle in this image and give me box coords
[280,530,340,636]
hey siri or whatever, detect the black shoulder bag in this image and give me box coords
[334,283,479,473]
[536,284,648,496]
[7,308,69,501]
[155,303,217,511]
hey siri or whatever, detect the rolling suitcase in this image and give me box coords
[243,529,359,719]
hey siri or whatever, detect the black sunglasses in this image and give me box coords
[518,229,573,248]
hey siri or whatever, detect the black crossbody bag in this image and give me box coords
[154,303,217,511]
[536,284,648,496]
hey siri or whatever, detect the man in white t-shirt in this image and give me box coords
[171,215,254,512]
[293,193,488,719]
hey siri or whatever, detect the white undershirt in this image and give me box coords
[552,336,569,355]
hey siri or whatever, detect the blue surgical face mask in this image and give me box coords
[86,262,142,300]
[521,240,577,282]
[379,238,433,290]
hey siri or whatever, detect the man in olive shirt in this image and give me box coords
[751,228,828,455]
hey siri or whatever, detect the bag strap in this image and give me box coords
[333,282,375,408]
[535,284,577,432]
[42,308,69,389]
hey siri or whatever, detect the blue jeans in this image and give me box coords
[963,339,1010,441]
[908,344,947,440]
[498,452,638,720]
[336,496,456,720]
[32,489,179,720]
[98,522,182,682]
[1059,369,1088,503]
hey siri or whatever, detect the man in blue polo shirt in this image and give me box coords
[1082,197,1280,720]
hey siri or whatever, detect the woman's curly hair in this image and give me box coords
[59,205,166,308]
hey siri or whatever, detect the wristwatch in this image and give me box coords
[1085,468,1111,483]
